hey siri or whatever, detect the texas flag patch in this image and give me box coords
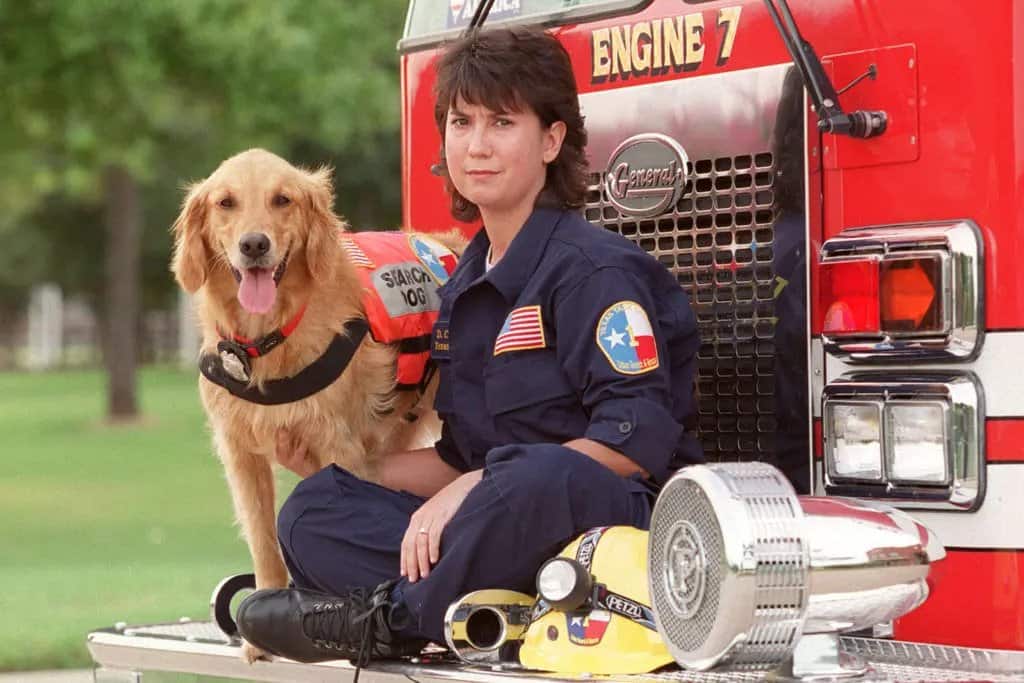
[493,305,546,356]
[596,301,659,374]
[566,610,612,646]
[408,235,458,285]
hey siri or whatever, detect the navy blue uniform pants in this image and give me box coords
[276,443,653,643]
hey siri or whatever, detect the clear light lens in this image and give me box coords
[888,403,949,484]
[829,403,883,481]
[537,560,577,602]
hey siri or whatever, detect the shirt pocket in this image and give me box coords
[484,351,584,443]
[484,351,574,412]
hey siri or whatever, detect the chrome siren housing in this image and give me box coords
[648,463,945,676]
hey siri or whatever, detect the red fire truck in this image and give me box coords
[403,0,1022,652]
[87,0,1024,680]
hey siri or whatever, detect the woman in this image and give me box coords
[237,26,702,664]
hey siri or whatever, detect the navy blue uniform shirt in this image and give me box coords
[430,207,703,485]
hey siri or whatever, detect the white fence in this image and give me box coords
[0,285,199,371]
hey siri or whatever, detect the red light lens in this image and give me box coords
[880,256,942,333]
[821,260,880,335]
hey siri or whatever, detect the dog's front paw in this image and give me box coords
[241,640,272,663]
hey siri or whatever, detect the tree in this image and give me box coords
[0,0,408,418]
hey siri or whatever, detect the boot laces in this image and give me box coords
[303,587,387,683]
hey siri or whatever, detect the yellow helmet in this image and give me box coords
[519,526,673,674]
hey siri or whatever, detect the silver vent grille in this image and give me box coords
[648,479,724,653]
[587,153,778,462]
[648,463,808,671]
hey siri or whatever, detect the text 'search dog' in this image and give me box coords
[170,148,464,660]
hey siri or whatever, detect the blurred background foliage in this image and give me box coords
[0,0,412,670]
[0,0,408,320]
[0,0,409,416]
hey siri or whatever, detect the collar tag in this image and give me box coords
[217,340,252,383]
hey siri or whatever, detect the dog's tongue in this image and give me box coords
[238,268,277,314]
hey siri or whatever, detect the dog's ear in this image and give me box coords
[300,165,340,281]
[171,180,212,293]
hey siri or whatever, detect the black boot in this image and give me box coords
[236,581,425,665]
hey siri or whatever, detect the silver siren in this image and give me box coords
[648,462,945,678]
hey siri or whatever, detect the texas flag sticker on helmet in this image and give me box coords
[566,609,612,646]
[596,301,659,374]
[408,235,458,285]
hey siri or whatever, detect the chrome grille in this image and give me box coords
[587,152,778,462]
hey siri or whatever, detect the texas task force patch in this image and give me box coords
[596,301,659,374]
[408,235,458,285]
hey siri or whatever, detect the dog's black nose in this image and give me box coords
[239,232,271,259]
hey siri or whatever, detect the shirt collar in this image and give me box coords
[483,207,566,303]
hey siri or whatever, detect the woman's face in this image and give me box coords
[444,96,565,219]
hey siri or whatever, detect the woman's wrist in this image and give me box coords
[379,447,463,497]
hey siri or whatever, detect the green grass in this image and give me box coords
[0,367,299,671]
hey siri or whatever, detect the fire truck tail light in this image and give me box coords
[821,260,880,335]
[880,257,942,334]
[819,221,982,361]
[823,372,983,511]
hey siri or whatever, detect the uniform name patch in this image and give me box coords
[596,301,659,374]
[408,235,458,285]
[432,322,451,360]
[493,305,546,356]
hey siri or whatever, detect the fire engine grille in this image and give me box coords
[586,152,778,463]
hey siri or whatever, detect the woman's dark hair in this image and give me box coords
[433,26,589,222]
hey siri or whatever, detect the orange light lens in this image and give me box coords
[880,257,942,333]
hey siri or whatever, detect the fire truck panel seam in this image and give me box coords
[820,331,1024,418]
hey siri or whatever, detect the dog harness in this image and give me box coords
[199,232,457,406]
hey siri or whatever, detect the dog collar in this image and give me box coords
[199,319,370,405]
[218,303,308,359]
[212,304,308,384]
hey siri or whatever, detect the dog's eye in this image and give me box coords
[218,197,235,209]
[272,194,291,207]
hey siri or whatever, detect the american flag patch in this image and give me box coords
[341,237,374,268]
[494,305,546,356]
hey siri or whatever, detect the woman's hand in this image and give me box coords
[274,429,318,479]
[401,470,483,582]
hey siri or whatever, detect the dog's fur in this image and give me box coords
[171,150,462,655]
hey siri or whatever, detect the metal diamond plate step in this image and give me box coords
[88,621,1024,683]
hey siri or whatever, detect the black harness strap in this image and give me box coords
[199,319,370,406]
[397,334,432,355]
[394,334,437,396]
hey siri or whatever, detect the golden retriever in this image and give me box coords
[171,148,462,659]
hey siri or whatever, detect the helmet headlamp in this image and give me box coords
[536,557,592,611]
